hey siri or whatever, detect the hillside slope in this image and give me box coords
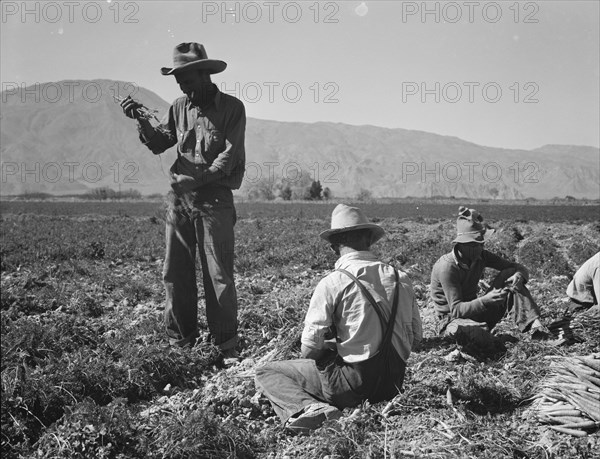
[1,80,598,199]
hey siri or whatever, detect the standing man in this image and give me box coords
[121,43,246,360]
[256,204,422,434]
[430,206,548,343]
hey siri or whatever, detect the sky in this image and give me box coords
[1,0,599,150]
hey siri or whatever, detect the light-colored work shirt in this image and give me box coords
[301,251,422,364]
[567,252,599,305]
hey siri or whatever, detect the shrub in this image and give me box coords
[145,408,263,459]
[569,240,599,268]
[1,314,221,453]
[87,241,105,259]
[484,225,523,262]
[518,236,572,277]
[356,188,373,202]
[306,181,323,201]
[32,399,143,459]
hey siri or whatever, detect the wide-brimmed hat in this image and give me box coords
[320,204,385,244]
[161,43,227,76]
[452,206,495,244]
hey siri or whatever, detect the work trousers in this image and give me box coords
[163,188,238,349]
[255,352,406,424]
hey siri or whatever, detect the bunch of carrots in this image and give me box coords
[533,354,600,437]
[112,95,161,123]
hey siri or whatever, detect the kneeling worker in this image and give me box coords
[430,206,548,342]
[255,204,422,434]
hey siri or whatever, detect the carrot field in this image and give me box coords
[1,200,599,458]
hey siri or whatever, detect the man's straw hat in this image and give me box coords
[161,43,227,76]
[320,204,385,244]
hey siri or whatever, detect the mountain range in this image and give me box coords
[1,79,598,200]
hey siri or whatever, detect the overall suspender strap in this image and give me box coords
[336,268,400,352]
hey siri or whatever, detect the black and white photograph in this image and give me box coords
[1,1,599,457]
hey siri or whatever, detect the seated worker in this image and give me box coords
[430,206,548,343]
[566,252,599,312]
[255,204,422,434]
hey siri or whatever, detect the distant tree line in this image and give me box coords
[248,179,332,201]
[243,165,333,201]
[84,187,143,200]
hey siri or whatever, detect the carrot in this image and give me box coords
[567,363,599,379]
[576,357,600,373]
[445,387,453,406]
[576,370,600,388]
[547,415,587,424]
[566,376,600,394]
[544,410,581,418]
[551,383,589,392]
[542,392,567,403]
[567,393,600,421]
[558,421,598,429]
[575,389,600,404]
[548,425,588,437]
[544,402,571,410]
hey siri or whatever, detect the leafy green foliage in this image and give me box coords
[1,202,599,458]
[518,236,572,277]
[32,399,142,459]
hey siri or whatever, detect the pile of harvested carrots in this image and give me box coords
[532,354,600,437]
